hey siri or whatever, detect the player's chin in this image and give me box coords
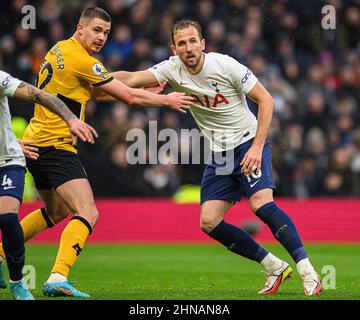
[91,45,103,52]
[186,61,199,68]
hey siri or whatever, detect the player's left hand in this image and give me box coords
[18,140,39,160]
[144,80,168,94]
[240,145,262,176]
[67,118,99,146]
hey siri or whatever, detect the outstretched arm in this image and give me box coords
[96,76,192,113]
[14,82,98,145]
[92,70,160,102]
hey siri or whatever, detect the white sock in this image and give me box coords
[9,279,22,284]
[260,253,284,272]
[296,258,314,275]
[47,273,67,283]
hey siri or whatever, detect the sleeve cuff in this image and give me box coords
[92,76,114,87]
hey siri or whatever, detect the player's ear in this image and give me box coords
[201,39,205,51]
[77,23,84,35]
[171,45,177,56]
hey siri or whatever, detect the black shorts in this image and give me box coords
[26,146,88,190]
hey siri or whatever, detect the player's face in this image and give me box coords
[77,18,111,54]
[171,26,205,72]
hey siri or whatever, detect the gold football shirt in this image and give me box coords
[23,37,113,153]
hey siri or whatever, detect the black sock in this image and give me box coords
[0,213,25,281]
[208,220,269,262]
[256,202,307,263]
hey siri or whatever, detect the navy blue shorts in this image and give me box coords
[201,139,276,204]
[0,165,26,202]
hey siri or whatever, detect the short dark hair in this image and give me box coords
[171,19,202,45]
[79,7,111,25]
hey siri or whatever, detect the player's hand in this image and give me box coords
[18,140,39,160]
[144,80,168,94]
[67,118,99,146]
[165,92,193,113]
[240,145,262,176]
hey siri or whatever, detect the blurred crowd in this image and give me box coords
[1,0,360,198]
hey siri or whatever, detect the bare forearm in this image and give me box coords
[92,72,144,102]
[111,71,134,86]
[127,87,168,107]
[14,82,76,122]
[93,70,160,102]
[253,101,274,148]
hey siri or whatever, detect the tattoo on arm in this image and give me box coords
[14,82,76,122]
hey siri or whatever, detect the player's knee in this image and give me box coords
[76,206,99,228]
[250,196,273,213]
[200,215,222,234]
[45,208,69,225]
[250,202,261,214]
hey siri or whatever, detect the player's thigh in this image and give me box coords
[201,158,243,207]
[0,196,20,214]
[200,200,233,231]
[236,140,276,208]
[55,178,98,227]
[0,165,25,213]
[38,189,71,223]
[248,188,274,213]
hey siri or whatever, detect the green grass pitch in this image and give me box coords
[0,243,359,300]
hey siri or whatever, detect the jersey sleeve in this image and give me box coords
[148,59,173,84]
[0,70,22,97]
[226,56,258,94]
[74,57,113,87]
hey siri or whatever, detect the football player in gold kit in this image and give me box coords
[0,7,192,298]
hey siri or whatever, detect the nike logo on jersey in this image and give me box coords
[250,179,261,188]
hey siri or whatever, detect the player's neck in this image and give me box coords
[185,53,205,75]
[73,32,92,55]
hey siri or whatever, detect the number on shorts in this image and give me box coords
[2,174,13,187]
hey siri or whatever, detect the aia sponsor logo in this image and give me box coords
[191,93,229,108]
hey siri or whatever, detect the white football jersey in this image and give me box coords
[0,70,25,168]
[149,52,258,151]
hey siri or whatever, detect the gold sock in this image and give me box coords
[51,216,92,278]
[0,208,53,259]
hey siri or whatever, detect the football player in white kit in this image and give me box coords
[95,19,322,296]
[0,70,98,299]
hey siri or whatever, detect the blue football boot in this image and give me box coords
[0,262,7,289]
[42,281,90,298]
[10,281,35,300]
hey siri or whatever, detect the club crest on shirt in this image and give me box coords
[212,82,220,92]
